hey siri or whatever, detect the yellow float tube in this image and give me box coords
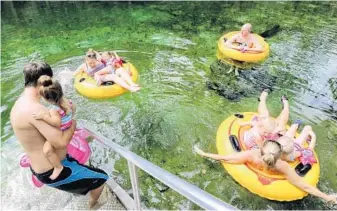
[217,31,270,65]
[216,112,320,201]
[74,62,139,99]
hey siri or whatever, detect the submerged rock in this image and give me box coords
[206,61,277,101]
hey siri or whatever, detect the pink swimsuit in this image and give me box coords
[293,143,317,165]
[52,101,73,131]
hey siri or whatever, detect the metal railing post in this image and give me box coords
[128,161,141,210]
[86,127,237,210]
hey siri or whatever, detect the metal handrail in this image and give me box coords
[86,127,237,210]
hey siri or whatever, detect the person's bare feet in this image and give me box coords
[281,95,288,109]
[234,67,239,76]
[49,166,63,180]
[259,89,269,101]
[130,85,141,92]
[227,65,234,74]
[281,95,288,103]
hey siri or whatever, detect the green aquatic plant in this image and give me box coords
[329,78,337,100]
[1,1,337,209]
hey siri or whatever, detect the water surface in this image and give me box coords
[1,2,337,210]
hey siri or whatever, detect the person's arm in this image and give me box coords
[112,51,120,59]
[244,38,264,53]
[31,106,76,149]
[225,34,242,51]
[73,64,85,76]
[277,160,337,203]
[194,146,251,164]
[32,109,61,127]
[244,47,264,53]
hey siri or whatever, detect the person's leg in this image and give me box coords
[234,67,239,76]
[284,124,299,138]
[95,67,114,86]
[104,74,139,92]
[43,142,63,180]
[275,96,289,135]
[116,68,139,87]
[88,184,106,208]
[258,90,270,118]
[227,65,234,74]
[194,145,251,164]
[294,125,312,146]
[32,155,109,208]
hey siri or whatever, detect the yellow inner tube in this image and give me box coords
[74,62,139,99]
[217,56,254,70]
[217,31,270,63]
[216,112,320,201]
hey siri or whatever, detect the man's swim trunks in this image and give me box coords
[30,154,108,195]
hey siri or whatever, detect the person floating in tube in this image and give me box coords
[224,23,263,75]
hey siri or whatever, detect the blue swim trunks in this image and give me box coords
[30,154,109,195]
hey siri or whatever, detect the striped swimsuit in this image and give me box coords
[52,101,73,131]
[85,63,106,77]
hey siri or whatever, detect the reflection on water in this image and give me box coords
[1,1,337,210]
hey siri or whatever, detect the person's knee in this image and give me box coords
[109,74,118,80]
[115,69,123,75]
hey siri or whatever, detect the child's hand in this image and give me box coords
[194,145,205,156]
[326,194,337,204]
[241,47,248,53]
[32,111,46,120]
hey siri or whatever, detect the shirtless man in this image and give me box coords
[226,23,263,54]
[10,62,108,208]
[225,23,264,75]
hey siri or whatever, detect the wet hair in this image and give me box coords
[261,140,282,169]
[101,51,123,67]
[23,62,53,87]
[102,51,118,58]
[86,48,97,60]
[37,76,71,114]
